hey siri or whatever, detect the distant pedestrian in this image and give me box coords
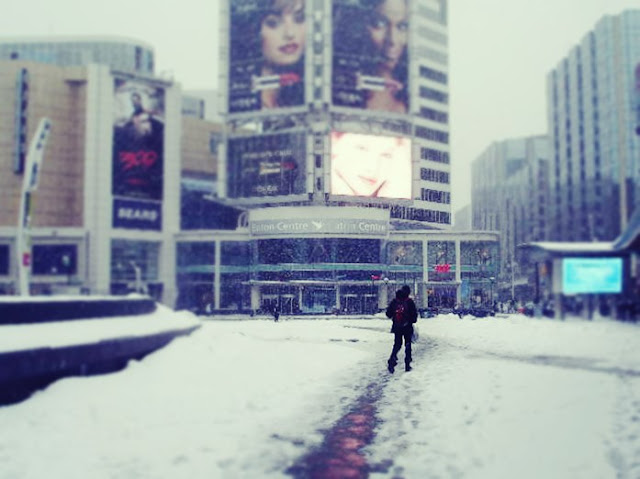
[272,304,280,322]
[386,285,418,373]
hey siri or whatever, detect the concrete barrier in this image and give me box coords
[0,297,156,325]
[0,296,200,406]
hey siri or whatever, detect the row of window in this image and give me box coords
[421,188,450,204]
[420,147,449,163]
[0,244,77,276]
[390,206,450,224]
[419,106,448,123]
[414,46,448,65]
[416,4,447,25]
[419,65,447,84]
[415,126,449,144]
[416,27,448,47]
[419,86,448,104]
[420,168,450,184]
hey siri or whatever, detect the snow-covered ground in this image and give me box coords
[0,303,200,352]
[0,311,639,478]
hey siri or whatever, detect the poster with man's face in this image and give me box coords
[112,79,165,201]
[228,0,307,113]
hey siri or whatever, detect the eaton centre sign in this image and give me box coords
[250,218,388,236]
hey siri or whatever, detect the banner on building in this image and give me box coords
[112,79,165,201]
[228,0,307,113]
[332,0,409,113]
[227,132,306,198]
[113,198,162,231]
[330,131,411,199]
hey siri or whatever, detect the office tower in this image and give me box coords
[547,9,640,241]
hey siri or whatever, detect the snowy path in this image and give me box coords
[367,318,640,479]
[0,315,639,478]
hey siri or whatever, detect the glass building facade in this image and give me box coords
[175,232,499,315]
[547,10,640,241]
[0,37,155,75]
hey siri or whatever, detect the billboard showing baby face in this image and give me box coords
[330,131,411,199]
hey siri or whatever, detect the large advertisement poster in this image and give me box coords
[332,0,409,113]
[228,0,306,113]
[112,79,165,201]
[330,131,411,198]
[227,133,306,198]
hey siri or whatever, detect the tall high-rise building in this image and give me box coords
[547,9,640,241]
[196,0,500,312]
[219,0,452,226]
[471,136,548,299]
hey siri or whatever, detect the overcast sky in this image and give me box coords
[1,0,638,214]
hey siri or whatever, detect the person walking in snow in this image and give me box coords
[272,304,280,322]
[386,285,418,373]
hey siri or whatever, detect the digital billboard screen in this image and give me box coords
[330,131,411,199]
[332,0,409,113]
[562,257,623,294]
[112,79,165,201]
[227,133,306,198]
[228,0,307,113]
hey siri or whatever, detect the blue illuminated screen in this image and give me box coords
[562,257,623,294]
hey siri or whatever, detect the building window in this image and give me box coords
[419,65,448,84]
[420,147,449,163]
[420,168,450,184]
[135,46,142,71]
[415,126,449,144]
[111,240,160,282]
[420,188,450,204]
[32,244,77,276]
[390,207,450,224]
[221,241,251,266]
[419,86,448,103]
[419,107,448,123]
[387,241,422,265]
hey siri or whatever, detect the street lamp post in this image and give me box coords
[510,261,516,301]
[16,118,52,296]
[490,277,495,309]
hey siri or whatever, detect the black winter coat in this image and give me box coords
[386,297,418,333]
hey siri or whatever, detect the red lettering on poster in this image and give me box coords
[119,151,158,171]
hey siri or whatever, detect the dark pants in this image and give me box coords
[389,326,413,366]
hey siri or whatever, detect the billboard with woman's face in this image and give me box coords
[228,0,307,113]
[332,0,409,113]
[330,131,411,199]
[112,79,165,201]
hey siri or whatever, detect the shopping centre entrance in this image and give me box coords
[427,285,457,309]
